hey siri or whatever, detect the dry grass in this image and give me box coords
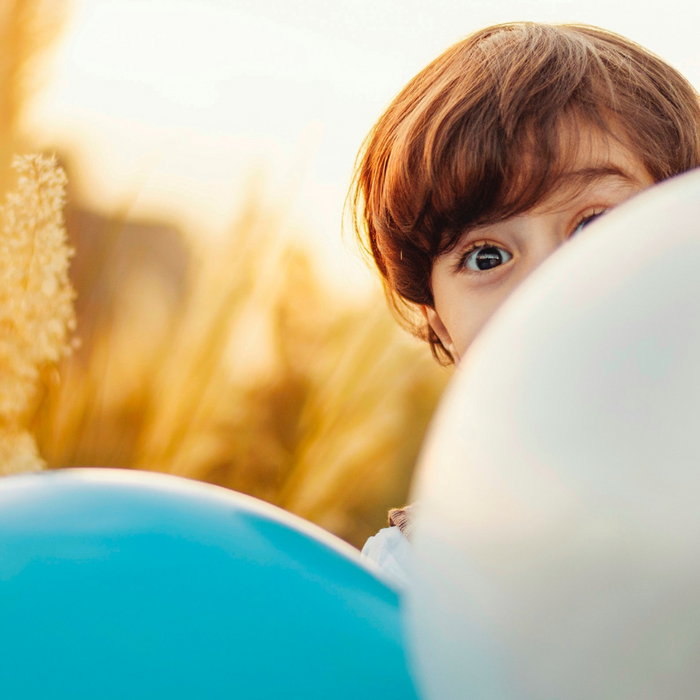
[0,154,75,474]
[0,1,75,473]
[0,0,67,189]
[31,180,449,546]
[0,0,450,546]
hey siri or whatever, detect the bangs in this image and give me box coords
[350,21,700,363]
[378,27,629,260]
[426,109,622,255]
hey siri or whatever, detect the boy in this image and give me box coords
[350,22,700,585]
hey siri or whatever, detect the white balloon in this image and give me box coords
[408,168,700,700]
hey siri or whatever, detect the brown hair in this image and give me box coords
[348,22,700,364]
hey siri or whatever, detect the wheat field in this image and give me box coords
[30,181,449,547]
[0,0,450,548]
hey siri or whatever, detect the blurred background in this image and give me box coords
[7,0,700,547]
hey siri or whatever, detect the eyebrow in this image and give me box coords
[525,164,642,214]
[446,164,642,254]
[556,166,638,187]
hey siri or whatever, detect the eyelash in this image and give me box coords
[571,208,608,237]
[456,208,609,274]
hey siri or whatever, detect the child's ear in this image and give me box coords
[421,305,460,362]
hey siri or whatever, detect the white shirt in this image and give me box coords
[360,525,413,589]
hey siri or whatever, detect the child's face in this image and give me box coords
[424,130,654,364]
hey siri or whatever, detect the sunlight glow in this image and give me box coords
[24,0,700,290]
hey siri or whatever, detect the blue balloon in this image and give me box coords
[0,468,418,699]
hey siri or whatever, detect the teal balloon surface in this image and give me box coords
[0,468,418,700]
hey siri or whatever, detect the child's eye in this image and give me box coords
[462,244,513,272]
[571,210,608,236]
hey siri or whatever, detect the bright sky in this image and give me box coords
[26,0,700,290]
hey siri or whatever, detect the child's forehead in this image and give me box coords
[505,121,650,214]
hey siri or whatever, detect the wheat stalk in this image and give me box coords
[0,153,75,474]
